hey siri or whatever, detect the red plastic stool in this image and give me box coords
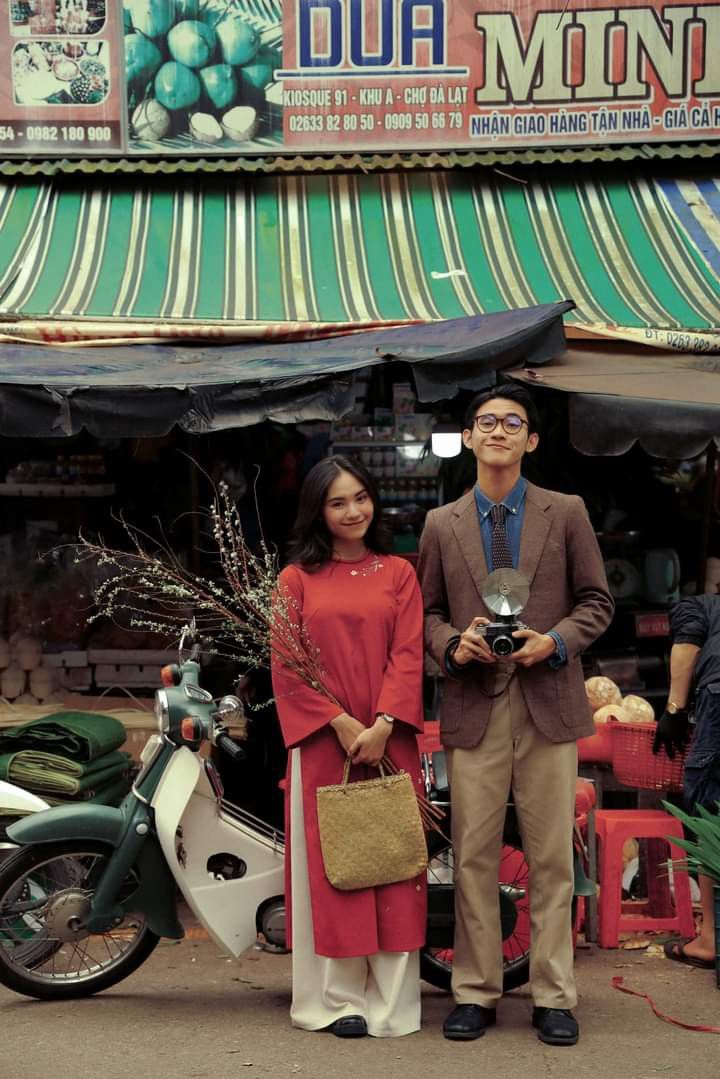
[595,809,695,948]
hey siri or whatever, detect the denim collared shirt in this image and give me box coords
[474,476,527,571]
[470,477,567,668]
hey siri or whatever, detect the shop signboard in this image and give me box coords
[1,0,719,158]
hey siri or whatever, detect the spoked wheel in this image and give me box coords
[0,841,159,1000]
[421,828,532,993]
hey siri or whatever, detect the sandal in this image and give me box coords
[663,939,715,970]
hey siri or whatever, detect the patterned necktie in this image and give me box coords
[490,504,514,569]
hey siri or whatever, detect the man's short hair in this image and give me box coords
[463,383,540,434]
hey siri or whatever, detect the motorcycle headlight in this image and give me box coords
[154,689,170,733]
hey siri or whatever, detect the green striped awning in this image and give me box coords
[0,170,718,343]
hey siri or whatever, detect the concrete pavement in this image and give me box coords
[1,934,718,1079]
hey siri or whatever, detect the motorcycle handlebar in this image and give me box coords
[216,733,245,761]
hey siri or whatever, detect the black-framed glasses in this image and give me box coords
[473,412,528,435]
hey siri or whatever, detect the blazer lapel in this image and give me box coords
[519,483,553,587]
[451,491,489,598]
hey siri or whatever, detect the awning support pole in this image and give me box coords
[696,441,718,596]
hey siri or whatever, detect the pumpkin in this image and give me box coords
[199,63,238,111]
[585,675,622,711]
[167,19,216,69]
[593,703,631,724]
[622,694,656,723]
[155,61,201,110]
[216,15,258,65]
[1,664,25,700]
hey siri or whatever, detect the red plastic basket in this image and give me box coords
[609,720,688,792]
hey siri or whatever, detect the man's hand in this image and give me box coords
[348,718,392,766]
[652,709,690,759]
[511,629,558,668]
[331,712,366,755]
[452,617,496,666]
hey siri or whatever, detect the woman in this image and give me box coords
[271,455,426,1038]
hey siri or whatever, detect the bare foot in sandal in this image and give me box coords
[664,938,715,969]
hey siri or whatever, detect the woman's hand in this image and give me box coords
[348,717,392,766]
[330,712,366,754]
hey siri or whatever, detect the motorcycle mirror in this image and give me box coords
[178,620,202,665]
[215,695,244,722]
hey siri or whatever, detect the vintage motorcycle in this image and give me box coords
[0,629,592,1001]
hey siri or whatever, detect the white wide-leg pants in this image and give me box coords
[289,748,421,1037]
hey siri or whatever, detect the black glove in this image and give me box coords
[651,709,690,759]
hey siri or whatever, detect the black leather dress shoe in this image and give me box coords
[532,1007,579,1046]
[326,1015,368,1038]
[443,1004,497,1041]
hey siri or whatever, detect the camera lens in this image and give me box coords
[492,636,514,657]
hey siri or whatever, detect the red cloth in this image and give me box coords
[271,553,427,958]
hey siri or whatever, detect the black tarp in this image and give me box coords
[509,345,720,457]
[0,303,572,437]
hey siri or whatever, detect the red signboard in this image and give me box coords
[0,0,718,157]
[635,611,671,637]
[0,0,124,154]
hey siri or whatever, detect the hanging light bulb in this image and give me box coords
[431,422,462,458]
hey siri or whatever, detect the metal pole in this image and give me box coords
[696,441,717,596]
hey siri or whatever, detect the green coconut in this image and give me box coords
[154,60,201,110]
[132,97,172,140]
[167,19,216,68]
[216,15,258,66]
[125,32,163,84]
[173,0,199,18]
[256,45,282,72]
[199,63,238,111]
[237,59,273,103]
[126,0,174,38]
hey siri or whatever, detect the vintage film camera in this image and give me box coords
[474,569,530,657]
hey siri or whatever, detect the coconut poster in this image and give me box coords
[124,0,282,152]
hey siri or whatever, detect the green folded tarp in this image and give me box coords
[0,750,132,796]
[42,776,131,807]
[0,712,126,762]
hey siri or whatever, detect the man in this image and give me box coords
[653,593,720,971]
[417,384,613,1047]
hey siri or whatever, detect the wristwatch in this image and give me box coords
[376,712,395,725]
[666,701,687,715]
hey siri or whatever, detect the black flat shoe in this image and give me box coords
[532,1007,579,1046]
[443,1004,497,1041]
[326,1015,368,1038]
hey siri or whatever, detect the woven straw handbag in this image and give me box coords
[316,759,428,891]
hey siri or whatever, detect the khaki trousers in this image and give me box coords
[289,748,421,1037]
[446,671,578,1009]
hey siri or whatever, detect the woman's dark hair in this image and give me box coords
[463,383,541,434]
[287,455,392,568]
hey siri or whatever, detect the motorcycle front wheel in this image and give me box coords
[0,841,159,1000]
[421,829,532,993]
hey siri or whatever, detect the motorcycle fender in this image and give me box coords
[127,835,184,940]
[152,747,201,837]
[0,780,49,815]
[7,803,126,848]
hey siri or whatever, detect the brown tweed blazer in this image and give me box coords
[417,482,614,746]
